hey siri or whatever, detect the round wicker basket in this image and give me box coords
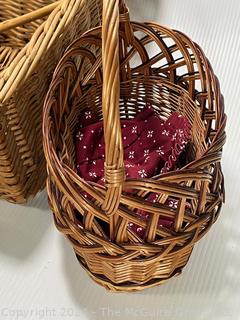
[43,0,226,292]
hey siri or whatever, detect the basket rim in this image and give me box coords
[43,73,224,175]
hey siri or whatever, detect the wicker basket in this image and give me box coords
[43,0,226,292]
[0,0,101,203]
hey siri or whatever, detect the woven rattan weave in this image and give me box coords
[43,0,226,291]
[0,0,101,203]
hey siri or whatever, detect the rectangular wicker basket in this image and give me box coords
[0,0,102,203]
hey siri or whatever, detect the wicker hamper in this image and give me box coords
[43,0,226,291]
[0,0,101,203]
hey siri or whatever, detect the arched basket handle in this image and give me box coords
[101,0,132,217]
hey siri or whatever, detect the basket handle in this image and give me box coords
[101,0,133,217]
[0,1,60,33]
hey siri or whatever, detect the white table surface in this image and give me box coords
[0,0,239,319]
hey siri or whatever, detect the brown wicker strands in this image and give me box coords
[43,0,226,292]
[0,0,102,203]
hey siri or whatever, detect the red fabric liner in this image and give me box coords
[75,106,191,239]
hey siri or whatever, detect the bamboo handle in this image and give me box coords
[101,0,125,219]
[0,1,60,33]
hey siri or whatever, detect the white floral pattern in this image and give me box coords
[132,126,137,134]
[128,151,135,159]
[157,146,164,155]
[172,132,177,141]
[147,130,154,138]
[162,129,170,136]
[144,149,149,157]
[85,111,92,119]
[76,132,84,141]
[176,129,184,137]
[89,172,97,178]
[169,199,178,209]
[138,169,147,178]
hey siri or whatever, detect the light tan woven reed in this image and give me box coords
[43,0,226,292]
[0,0,101,203]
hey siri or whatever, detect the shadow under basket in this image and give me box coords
[43,0,226,292]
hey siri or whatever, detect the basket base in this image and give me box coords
[75,254,186,292]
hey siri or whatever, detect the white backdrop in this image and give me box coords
[0,1,239,319]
